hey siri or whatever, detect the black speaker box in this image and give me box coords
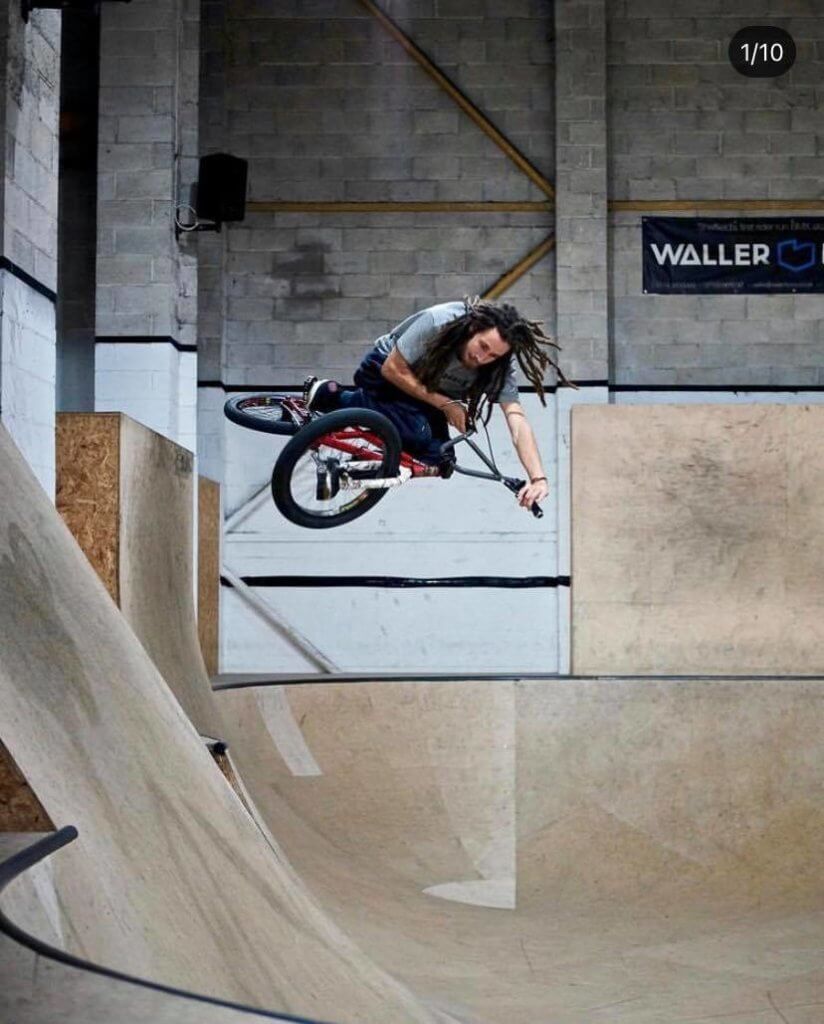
[196,153,248,223]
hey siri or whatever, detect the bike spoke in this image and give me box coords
[288,441,379,518]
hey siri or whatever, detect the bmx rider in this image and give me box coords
[304,297,574,510]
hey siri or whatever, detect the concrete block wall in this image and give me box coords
[95,0,200,449]
[221,213,555,384]
[200,0,556,388]
[0,273,56,492]
[0,3,60,496]
[555,0,608,382]
[608,2,824,386]
[3,10,59,289]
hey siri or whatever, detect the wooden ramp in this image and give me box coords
[7,407,824,1024]
[215,675,824,1024]
[56,413,222,737]
[0,423,448,1024]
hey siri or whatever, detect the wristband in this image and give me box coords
[530,476,547,484]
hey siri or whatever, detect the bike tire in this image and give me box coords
[272,408,402,529]
[224,393,301,435]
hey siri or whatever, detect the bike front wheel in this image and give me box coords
[272,408,402,529]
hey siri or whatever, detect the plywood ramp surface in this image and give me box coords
[57,413,221,738]
[199,475,221,678]
[0,425,448,1024]
[217,676,824,1024]
[572,404,824,674]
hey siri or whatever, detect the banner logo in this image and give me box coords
[642,217,824,294]
[776,239,815,273]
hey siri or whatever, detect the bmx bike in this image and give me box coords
[224,392,544,530]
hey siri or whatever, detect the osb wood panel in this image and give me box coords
[0,741,53,831]
[211,748,252,816]
[198,476,221,678]
[56,413,120,604]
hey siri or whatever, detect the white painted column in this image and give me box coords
[95,0,199,451]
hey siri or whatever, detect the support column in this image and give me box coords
[95,0,199,452]
[195,0,226,484]
[554,0,609,381]
[0,4,60,497]
[554,0,610,672]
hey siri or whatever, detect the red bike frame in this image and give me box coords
[282,397,439,478]
[312,427,438,477]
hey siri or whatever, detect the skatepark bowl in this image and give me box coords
[4,406,824,1024]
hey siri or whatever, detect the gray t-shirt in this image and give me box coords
[374,301,520,404]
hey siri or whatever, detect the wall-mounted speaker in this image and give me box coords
[196,154,248,224]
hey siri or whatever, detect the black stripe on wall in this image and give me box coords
[222,574,571,589]
[610,383,824,393]
[96,336,197,353]
[201,380,824,394]
[199,380,610,393]
[0,257,57,304]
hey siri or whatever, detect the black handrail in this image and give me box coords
[0,828,335,1024]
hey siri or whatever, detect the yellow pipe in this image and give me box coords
[610,199,824,212]
[248,200,553,214]
[356,0,554,200]
[483,235,556,300]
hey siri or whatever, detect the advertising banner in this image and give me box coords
[642,217,824,294]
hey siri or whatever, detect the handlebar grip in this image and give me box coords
[507,478,544,519]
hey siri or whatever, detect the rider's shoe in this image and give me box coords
[304,376,341,412]
[438,456,456,479]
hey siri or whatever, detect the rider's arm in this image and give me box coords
[381,348,467,432]
[381,347,448,408]
[500,400,549,507]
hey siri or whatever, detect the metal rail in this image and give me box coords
[220,566,338,673]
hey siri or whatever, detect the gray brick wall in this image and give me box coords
[0,2,60,495]
[609,2,824,385]
[2,8,60,291]
[200,0,555,386]
[197,0,225,382]
[97,0,199,342]
[555,0,609,382]
[175,0,199,347]
[221,212,553,382]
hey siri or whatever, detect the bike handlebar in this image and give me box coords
[441,435,544,519]
[505,478,544,520]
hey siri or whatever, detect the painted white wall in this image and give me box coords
[197,385,225,484]
[221,385,824,674]
[220,388,607,674]
[96,342,197,452]
[0,273,57,497]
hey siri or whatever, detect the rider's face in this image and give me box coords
[460,327,510,369]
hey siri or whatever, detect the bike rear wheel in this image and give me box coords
[224,393,304,435]
[272,408,401,529]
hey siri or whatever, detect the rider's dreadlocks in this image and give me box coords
[411,297,577,429]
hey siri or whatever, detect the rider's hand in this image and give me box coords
[518,478,549,509]
[442,401,467,434]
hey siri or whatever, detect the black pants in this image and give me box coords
[338,347,450,464]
